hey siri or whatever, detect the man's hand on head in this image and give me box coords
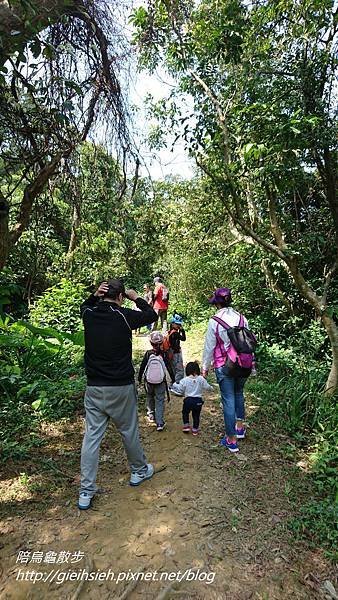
[94,282,109,297]
[125,289,139,302]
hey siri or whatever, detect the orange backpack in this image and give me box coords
[161,331,174,355]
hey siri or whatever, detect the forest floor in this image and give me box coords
[0,331,336,600]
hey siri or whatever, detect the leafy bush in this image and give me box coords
[0,266,27,317]
[0,317,85,461]
[29,278,87,332]
[0,395,45,461]
[289,435,338,559]
[248,337,337,557]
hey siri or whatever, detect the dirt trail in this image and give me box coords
[0,335,334,599]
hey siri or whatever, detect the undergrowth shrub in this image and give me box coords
[248,328,337,558]
[30,279,87,332]
[0,316,85,462]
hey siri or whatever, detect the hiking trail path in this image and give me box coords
[0,333,334,600]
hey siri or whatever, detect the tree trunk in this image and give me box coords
[0,192,10,270]
[323,148,338,249]
[321,313,338,395]
[283,257,338,394]
[65,203,81,267]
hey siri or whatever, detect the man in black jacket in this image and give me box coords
[78,278,157,510]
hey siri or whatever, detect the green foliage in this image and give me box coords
[0,316,85,461]
[248,333,337,557]
[289,427,338,559]
[0,394,45,461]
[133,0,338,397]
[0,266,27,317]
[290,496,337,560]
[152,178,317,338]
[29,279,87,332]
[5,143,168,304]
[249,347,330,435]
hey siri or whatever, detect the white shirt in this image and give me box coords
[172,375,213,398]
[202,307,248,371]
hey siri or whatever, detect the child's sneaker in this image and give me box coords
[236,426,246,439]
[182,424,191,433]
[220,437,239,453]
[156,422,166,432]
[146,414,155,424]
[169,387,183,396]
[78,492,93,510]
[192,428,199,436]
[130,463,154,486]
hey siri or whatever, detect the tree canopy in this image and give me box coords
[0,0,131,269]
[131,0,338,393]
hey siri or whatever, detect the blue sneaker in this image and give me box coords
[219,437,239,453]
[236,427,246,439]
[78,492,93,510]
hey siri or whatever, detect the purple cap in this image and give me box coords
[208,287,232,304]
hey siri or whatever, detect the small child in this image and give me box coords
[167,313,186,384]
[171,361,213,435]
[138,331,175,431]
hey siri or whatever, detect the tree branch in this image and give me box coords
[266,186,288,252]
[0,191,10,270]
[130,158,140,202]
[10,153,67,245]
[262,260,298,316]
[117,148,128,203]
[190,71,231,165]
[321,259,338,309]
[196,155,286,260]
[81,84,102,141]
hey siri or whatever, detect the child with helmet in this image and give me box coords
[167,313,186,385]
[138,331,175,431]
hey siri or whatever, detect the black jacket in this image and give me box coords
[81,294,157,386]
[169,328,186,353]
[138,349,175,383]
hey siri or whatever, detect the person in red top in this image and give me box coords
[153,276,169,332]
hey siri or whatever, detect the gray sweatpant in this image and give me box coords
[146,381,166,425]
[172,351,184,383]
[80,384,148,496]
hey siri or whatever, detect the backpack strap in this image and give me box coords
[212,314,244,329]
[214,322,227,360]
[212,315,231,329]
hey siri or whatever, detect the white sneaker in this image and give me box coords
[169,387,183,396]
[78,492,93,510]
[129,463,154,486]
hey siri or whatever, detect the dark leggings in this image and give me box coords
[182,396,204,430]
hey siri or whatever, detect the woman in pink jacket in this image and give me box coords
[202,288,250,454]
